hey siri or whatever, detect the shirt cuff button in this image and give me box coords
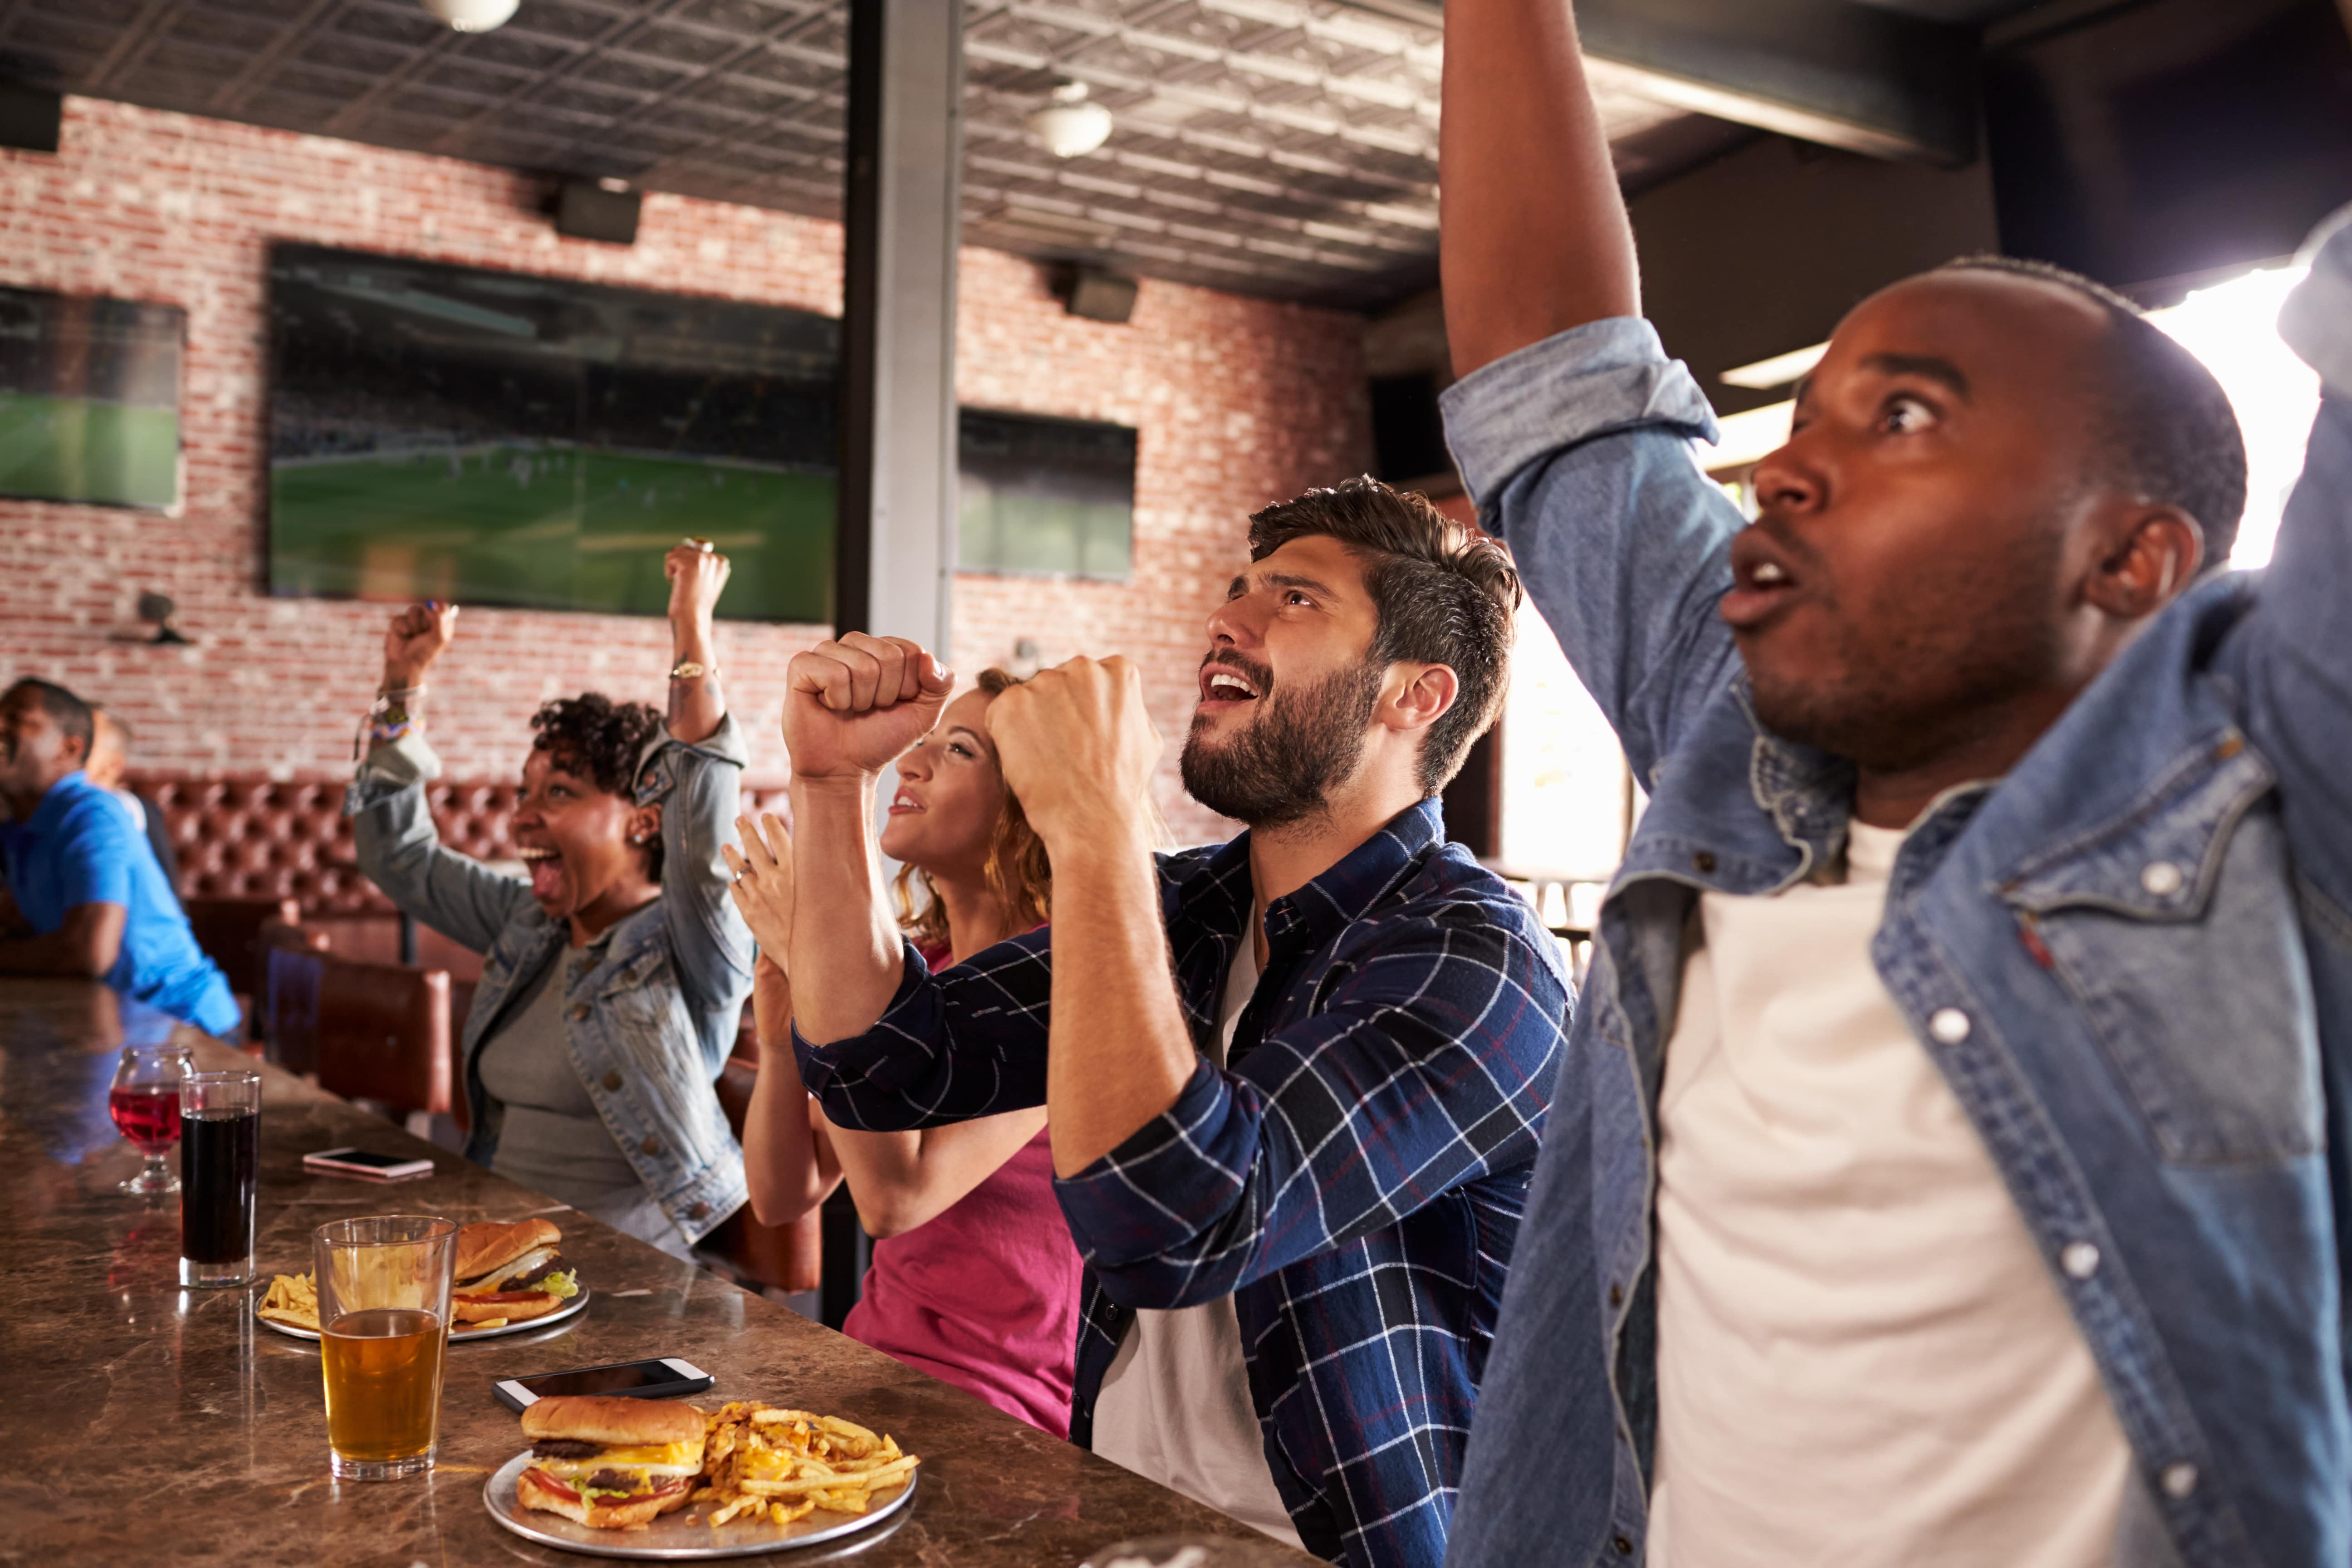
[2060,1241,2100,1279]
[2161,1462,2199,1499]
[1928,1007,1971,1044]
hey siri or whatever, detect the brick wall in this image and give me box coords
[0,97,1370,843]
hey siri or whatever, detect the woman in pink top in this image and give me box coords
[727,668,1082,1436]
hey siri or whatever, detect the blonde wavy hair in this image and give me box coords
[891,667,1053,951]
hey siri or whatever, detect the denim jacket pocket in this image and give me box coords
[1999,740,2320,1166]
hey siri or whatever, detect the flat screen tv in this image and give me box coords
[957,409,1136,581]
[266,244,839,623]
[0,287,183,510]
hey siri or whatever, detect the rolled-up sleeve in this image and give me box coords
[794,929,1053,1129]
[635,714,754,1020]
[346,732,530,955]
[1440,315,1747,781]
[1054,909,1567,1311]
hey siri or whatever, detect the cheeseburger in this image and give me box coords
[517,1396,707,1527]
[454,1218,578,1324]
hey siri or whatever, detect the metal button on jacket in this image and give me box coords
[688,1201,710,1221]
[1928,1007,1971,1044]
[567,1003,590,1023]
[2141,860,2185,897]
[2161,1462,2199,1499]
[602,1071,623,1092]
[639,1135,662,1156]
[2060,1241,2101,1280]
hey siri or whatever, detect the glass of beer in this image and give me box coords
[179,1069,260,1284]
[314,1215,459,1480]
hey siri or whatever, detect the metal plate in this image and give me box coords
[256,1285,590,1343]
[482,1450,917,1559]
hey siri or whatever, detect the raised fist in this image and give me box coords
[666,541,731,625]
[382,602,459,689]
[781,633,953,781]
[985,655,1161,852]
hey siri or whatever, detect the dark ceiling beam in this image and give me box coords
[1336,0,1980,166]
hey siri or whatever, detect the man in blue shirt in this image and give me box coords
[0,678,238,1037]
[1434,2,2352,1564]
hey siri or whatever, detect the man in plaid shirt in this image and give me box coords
[778,478,1571,1567]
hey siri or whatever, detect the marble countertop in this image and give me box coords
[0,980,1318,1567]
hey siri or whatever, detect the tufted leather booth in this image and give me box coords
[129,771,791,918]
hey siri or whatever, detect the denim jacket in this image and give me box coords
[1435,220,2352,1568]
[347,717,755,1243]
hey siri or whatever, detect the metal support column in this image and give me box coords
[824,0,964,1327]
[835,0,963,656]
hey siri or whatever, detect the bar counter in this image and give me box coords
[1,980,1318,1567]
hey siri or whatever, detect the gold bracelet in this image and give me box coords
[670,660,715,681]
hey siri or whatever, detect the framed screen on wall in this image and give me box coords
[957,409,1136,581]
[0,287,184,510]
[265,244,839,623]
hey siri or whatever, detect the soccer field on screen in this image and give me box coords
[0,392,180,509]
[270,443,835,623]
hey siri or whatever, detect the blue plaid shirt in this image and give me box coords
[796,799,1571,1566]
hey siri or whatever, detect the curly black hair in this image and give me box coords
[529,693,666,877]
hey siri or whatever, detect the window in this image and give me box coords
[957,409,1136,581]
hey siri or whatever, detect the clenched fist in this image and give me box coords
[985,655,1162,853]
[781,632,954,781]
[382,601,459,689]
[665,541,731,627]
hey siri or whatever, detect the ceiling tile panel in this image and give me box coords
[17,0,1722,307]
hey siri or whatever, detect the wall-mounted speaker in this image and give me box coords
[0,83,62,153]
[554,181,641,245]
[1055,265,1138,323]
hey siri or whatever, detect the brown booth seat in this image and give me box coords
[130,769,789,994]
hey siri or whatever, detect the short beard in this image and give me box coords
[1181,659,1383,830]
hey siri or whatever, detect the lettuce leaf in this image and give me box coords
[539,1269,580,1299]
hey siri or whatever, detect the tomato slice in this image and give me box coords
[523,1468,581,1502]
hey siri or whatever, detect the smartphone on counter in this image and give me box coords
[493,1358,716,1412]
[302,1147,435,1182]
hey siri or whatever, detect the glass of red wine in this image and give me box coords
[109,1043,192,1195]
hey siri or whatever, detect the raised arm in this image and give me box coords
[1440,0,1639,378]
[781,634,953,1045]
[1434,0,1744,777]
[2243,207,2352,926]
[347,602,535,953]
[640,544,753,1021]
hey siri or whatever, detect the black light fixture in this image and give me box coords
[137,591,191,646]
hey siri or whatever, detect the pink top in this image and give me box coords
[840,940,1082,1437]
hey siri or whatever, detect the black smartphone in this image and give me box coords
[492,1357,715,1412]
[303,1147,434,1182]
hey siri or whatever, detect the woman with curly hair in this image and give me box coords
[728,668,1083,1436]
[348,544,752,1258]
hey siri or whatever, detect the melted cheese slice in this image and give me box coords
[533,1439,706,1480]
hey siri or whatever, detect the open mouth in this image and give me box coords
[887,788,924,816]
[517,844,564,902]
[1721,537,1803,631]
[1198,665,1262,708]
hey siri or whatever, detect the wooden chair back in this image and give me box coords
[313,955,454,1117]
[705,1055,823,1295]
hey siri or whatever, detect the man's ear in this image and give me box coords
[1381,663,1460,736]
[628,801,663,853]
[2087,505,2205,620]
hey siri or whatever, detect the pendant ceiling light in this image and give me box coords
[1029,81,1112,159]
[420,0,520,32]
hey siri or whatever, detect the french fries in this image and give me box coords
[690,1401,919,1529]
[256,1272,320,1333]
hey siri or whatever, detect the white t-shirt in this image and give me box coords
[1091,932,1304,1548]
[1646,820,2130,1568]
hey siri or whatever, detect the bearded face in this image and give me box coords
[1179,648,1383,829]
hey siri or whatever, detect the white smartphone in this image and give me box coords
[302,1146,435,1182]
[493,1357,715,1412]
